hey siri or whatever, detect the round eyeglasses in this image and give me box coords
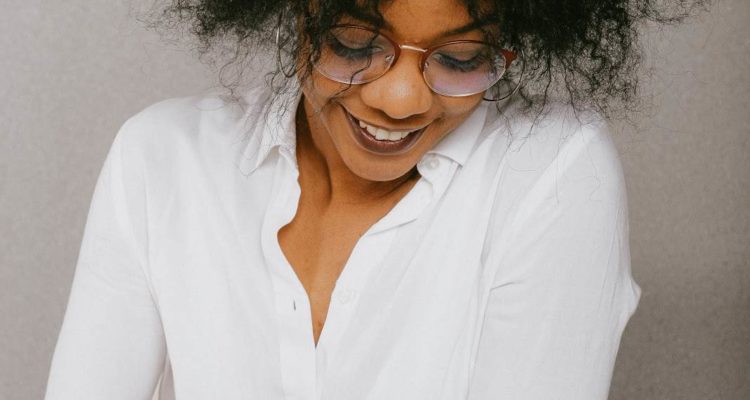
[314,24,517,98]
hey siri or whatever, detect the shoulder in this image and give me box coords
[483,102,627,206]
[476,102,628,254]
[116,86,268,151]
[111,85,274,172]
[481,104,636,297]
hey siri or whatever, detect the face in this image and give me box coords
[299,0,489,182]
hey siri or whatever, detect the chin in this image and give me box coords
[345,158,415,182]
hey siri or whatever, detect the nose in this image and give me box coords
[359,51,433,120]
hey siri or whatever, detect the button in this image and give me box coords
[336,288,356,305]
[426,157,440,170]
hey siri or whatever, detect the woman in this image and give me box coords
[44,0,701,399]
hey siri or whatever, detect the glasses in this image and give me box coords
[314,24,516,97]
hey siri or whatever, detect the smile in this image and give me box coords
[343,108,427,155]
[357,119,421,142]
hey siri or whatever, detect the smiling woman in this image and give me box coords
[300,1,496,184]
[44,1,705,399]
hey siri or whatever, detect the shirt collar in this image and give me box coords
[237,84,302,176]
[237,83,490,176]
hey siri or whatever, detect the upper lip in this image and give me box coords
[345,109,427,133]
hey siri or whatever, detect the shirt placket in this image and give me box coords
[316,153,457,399]
[313,228,398,398]
[262,146,456,400]
[261,150,316,400]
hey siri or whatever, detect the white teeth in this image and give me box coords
[375,129,389,140]
[356,119,418,142]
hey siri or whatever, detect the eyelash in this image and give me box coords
[325,32,489,73]
[327,37,378,60]
[433,53,485,72]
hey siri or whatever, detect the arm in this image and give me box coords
[45,126,166,400]
[468,124,641,399]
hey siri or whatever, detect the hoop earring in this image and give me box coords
[483,48,526,102]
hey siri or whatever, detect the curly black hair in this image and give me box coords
[149,0,707,117]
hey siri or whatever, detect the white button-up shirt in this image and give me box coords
[45,83,641,400]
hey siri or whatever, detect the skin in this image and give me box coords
[278,0,489,347]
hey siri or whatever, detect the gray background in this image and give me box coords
[1,1,747,399]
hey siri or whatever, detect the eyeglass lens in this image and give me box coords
[316,26,508,97]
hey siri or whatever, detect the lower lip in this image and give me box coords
[344,110,425,155]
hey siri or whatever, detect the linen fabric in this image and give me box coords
[45,84,641,400]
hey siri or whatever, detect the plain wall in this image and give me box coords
[1,1,748,399]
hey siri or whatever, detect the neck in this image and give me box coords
[294,97,418,207]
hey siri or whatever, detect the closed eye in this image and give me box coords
[433,53,486,72]
[326,36,382,61]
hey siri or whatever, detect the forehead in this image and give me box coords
[359,0,477,43]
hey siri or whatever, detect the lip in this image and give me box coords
[343,108,426,156]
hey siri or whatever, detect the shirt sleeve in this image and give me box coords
[467,123,641,399]
[44,123,166,400]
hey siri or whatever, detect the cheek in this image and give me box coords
[300,71,354,111]
[300,79,329,113]
[439,95,485,118]
[429,95,485,135]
